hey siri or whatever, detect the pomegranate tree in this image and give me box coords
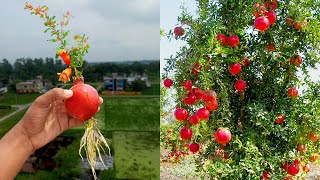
[25,4,110,179]
[162,0,320,179]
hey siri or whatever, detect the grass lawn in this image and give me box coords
[0,109,27,137]
[113,131,159,179]
[142,83,160,95]
[0,107,18,118]
[104,96,159,131]
[0,92,40,105]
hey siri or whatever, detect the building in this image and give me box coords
[103,73,126,91]
[103,73,150,91]
[16,79,43,94]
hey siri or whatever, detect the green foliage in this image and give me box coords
[163,0,320,179]
[53,142,81,179]
[130,79,147,91]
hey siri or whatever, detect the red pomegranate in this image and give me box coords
[283,178,293,180]
[243,57,250,67]
[234,80,247,91]
[202,90,217,102]
[287,162,299,176]
[214,128,232,146]
[184,80,193,91]
[293,21,302,30]
[287,87,298,98]
[303,164,311,173]
[266,11,277,25]
[180,127,192,139]
[290,55,302,67]
[206,100,218,111]
[216,33,227,46]
[174,26,184,36]
[310,154,319,162]
[183,92,196,105]
[196,108,210,120]
[189,143,200,152]
[254,17,270,31]
[163,78,173,88]
[267,44,276,51]
[65,77,100,121]
[228,63,242,75]
[297,144,305,152]
[174,108,189,121]
[252,3,267,17]
[275,114,284,124]
[264,0,277,10]
[227,35,240,47]
[261,171,269,179]
[189,114,200,125]
[307,133,319,142]
[192,88,203,100]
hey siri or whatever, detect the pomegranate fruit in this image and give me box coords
[196,108,210,120]
[297,144,305,152]
[174,26,184,36]
[310,153,319,162]
[202,90,217,102]
[266,11,276,25]
[183,92,196,105]
[234,80,247,91]
[227,35,240,47]
[287,162,299,176]
[290,55,302,67]
[288,87,298,98]
[216,33,227,46]
[261,171,269,179]
[192,87,203,100]
[174,108,189,121]
[206,100,218,111]
[252,3,267,17]
[189,114,200,125]
[275,114,284,124]
[163,78,173,88]
[303,164,311,173]
[189,143,200,152]
[307,133,319,142]
[180,127,193,139]
[228,63,242,75]
[65,77,100,121]
[254,16,270,31]
[264,0,277,10]
[293,21,302,30]
[267,44,276,51]
[214,128,232,146]
[243,57,250,67]
[184,80,193,91]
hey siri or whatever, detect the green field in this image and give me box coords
[0,109,27,137]
[0,107,18,118]
[0,92,39,105]
[104,96,159,131]
[142,83,160,95]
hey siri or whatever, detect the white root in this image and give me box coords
[79,118,111,180]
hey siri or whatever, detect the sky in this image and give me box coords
[160,0,319,82]
[0,0,159,63]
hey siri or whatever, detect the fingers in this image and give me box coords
[68,118,84,129]
[34,88,73,108]
[99,97,103,105]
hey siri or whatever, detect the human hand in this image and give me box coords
[16,88,103,152]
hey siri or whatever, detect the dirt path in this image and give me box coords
[160,160,320,179]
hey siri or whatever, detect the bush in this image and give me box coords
[162,0,320,179]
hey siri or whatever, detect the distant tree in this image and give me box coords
[131,79,147,91]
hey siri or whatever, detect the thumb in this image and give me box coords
[33,88,73,108]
